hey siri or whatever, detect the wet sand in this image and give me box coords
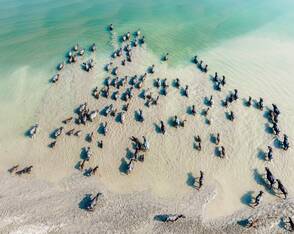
[1,172,294,233]
[1,32,294,233]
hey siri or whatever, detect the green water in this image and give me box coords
[1,1,294,221]
[0,0,294,135]
[1,0,294,69]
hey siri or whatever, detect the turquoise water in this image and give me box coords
[1,0,294,69]
[0,0,294,136]
[1,1,294,221]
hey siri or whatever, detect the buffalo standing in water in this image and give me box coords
[160,120,166,135]
[266,146,273,161]
[284,217,294,232]
[265,167,276,189]
[251,191,264,207]
[162,53,169,61]
[276,179,288,199]
[28,124,39,138]
[198,171,204,189]
[162,214,186,222]
[126,158,135,175]
[15,166,33,175]
[54,127,64,139]
[85,193,102,211]
[282,134,289,150]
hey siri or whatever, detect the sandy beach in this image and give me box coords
[2,171,294,234]
[0,25,294,233]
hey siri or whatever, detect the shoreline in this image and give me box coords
[0,31,294,233]
[1,172,293,233]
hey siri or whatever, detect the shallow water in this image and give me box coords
[1,0,294,137]
[1,0,293,68]
[1,0,294,224]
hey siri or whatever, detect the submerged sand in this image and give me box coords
[1,32,294,233]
